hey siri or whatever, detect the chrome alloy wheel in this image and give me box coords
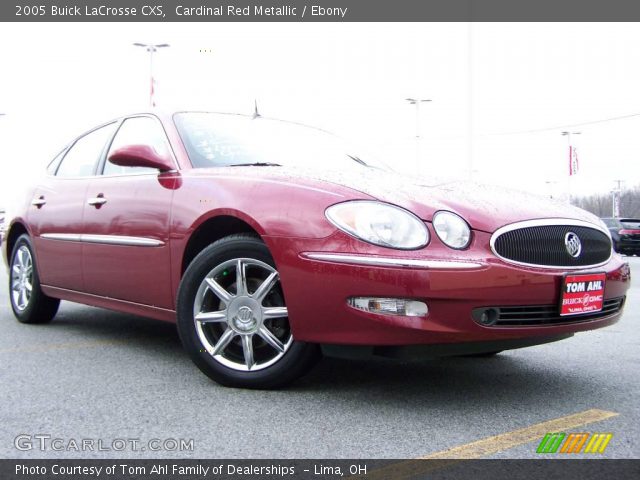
[193,258,293,371]
[11,245,34,312]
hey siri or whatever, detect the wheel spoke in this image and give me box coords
[11,278,20,291]
[263,306,288,320]
[12,265,21,276]
[235,259,247,296]
[241,335,255,370]
[205,278,232,304]
[211,328,235,355]
[195,310,227,323]
[253,272,279,302]
[17,249,26,268]
[18,287,27,307]
[24,280,33,292]
[258,326,285,353]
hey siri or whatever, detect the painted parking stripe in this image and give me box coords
[356,409,618,480]
[420,409,618,459]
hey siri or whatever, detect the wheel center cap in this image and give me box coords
[228,298,262,334]
[237,306,253,322]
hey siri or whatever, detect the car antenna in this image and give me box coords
[252,99,261,119]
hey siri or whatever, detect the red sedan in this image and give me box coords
[1,111,630,388]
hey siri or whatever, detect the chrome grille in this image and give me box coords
[491,220,611,268]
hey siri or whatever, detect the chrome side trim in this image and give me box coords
[489,218,613,270]
[82,235,164,247]
[41,233,82,242]
[302,252,484,270]
[41,233,164,247]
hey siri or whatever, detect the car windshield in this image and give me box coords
[173,112,389,171]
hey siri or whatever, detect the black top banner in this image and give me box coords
[4,0,640,22]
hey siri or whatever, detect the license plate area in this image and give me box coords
[560,273,606,316]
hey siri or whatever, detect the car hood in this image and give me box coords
[272,166,602,233]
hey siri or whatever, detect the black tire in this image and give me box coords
[9,234,60,324]
[177,234,320,389]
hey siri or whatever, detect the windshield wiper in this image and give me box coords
[347,155,367,166]
[228,162,282,167]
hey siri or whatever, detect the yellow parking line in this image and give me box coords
[0,339,125,354]
[420,408,618,460]
[357,409,618,480]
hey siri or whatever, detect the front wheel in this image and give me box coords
[9,234,60,324]
[177,234,319,389]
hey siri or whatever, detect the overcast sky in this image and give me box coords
[1,22,639,208]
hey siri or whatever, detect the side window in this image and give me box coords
[56,123,117,177]
[103,116,172,176]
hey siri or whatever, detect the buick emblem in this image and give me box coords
[237,306,253,322]
[564,232,582,258]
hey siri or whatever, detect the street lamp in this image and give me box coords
[133,42,170,107]
[406,98,431,168]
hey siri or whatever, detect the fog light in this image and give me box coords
[347,297,428,317]
[478,308,498,326]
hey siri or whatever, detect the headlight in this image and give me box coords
[432,211,471,249]
[325,201,429,250]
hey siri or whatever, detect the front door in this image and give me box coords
[81,116,177,309]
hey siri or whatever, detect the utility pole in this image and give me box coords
[133,43,170,107]
[406,98,431,170]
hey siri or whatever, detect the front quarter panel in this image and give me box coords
[169,169,371,299]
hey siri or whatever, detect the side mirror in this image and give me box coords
[107,145,174,172]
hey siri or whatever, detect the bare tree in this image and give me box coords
[572,185,640,218]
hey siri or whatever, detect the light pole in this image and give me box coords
[611,179,623,217]
[406,98,431,169]
[561,131,581,203]
[133,43,170,107]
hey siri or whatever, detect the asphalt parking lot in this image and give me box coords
[0,257,637,460]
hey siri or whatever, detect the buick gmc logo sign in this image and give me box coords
[565,232,582,258]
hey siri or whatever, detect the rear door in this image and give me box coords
[29,123,118,291]
[81,115,177,309]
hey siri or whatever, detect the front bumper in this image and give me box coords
[266,231,631,346]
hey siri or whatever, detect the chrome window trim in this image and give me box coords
[489,218,613,270]
[301,252,484,270]
[41,233,164,247]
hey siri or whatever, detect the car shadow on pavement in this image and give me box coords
[36,302,606,409]
[294,353,606,413]
[46,302,182,348]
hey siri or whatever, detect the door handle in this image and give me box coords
[32,196,46,208]
[88,195,107,207]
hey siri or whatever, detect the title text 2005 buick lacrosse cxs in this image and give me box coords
[1,112,630,388]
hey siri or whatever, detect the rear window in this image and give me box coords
[601,218,620,228]
[620,219,640,229]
